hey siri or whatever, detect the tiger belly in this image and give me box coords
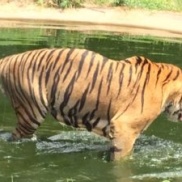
[50,105,110,137]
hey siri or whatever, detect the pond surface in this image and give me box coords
[0,27,182,182]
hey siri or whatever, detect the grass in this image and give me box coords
[36,0,83,8]
[94,0,182,11]
[121,0,182,11]
[36,0,182,11]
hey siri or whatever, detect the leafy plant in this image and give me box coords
[112,0,124,6]
[36,0,82,8]
[58,0,83,8]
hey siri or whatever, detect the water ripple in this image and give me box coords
[132,170,182,180]
[36,131,109,154]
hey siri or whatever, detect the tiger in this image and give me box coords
[0,48,182,161]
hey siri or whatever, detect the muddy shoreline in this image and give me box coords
[0,3,182,37]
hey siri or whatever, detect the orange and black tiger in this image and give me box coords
[0,48,182,161]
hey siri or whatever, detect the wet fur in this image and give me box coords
[1,48,182,160]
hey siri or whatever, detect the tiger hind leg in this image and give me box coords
[9,98,48,141]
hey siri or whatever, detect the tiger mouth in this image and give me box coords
[164,104,182,122]
[178,113,182,121]
[170,110,182,122]
[164,104,172,114]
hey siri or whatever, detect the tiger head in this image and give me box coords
[164,96,182,122]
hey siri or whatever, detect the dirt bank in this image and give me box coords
[0,2,182,37]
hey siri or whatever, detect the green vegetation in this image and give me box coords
[36,0,182,11]
[36,0,83,8]
[120,0,182,11]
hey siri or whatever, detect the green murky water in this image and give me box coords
[0,27,182,182]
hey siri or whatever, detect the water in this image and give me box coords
[0,27,182,182]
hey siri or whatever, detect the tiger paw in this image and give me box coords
[7,133,38,142]
[30,134,38,141]
[109,146,123,161]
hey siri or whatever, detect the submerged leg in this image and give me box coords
[109,117,141,161]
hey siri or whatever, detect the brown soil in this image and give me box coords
[0,1,182,38]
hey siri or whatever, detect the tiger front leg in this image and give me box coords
[109,118,141,161]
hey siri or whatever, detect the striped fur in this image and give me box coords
[1,48,182,160]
